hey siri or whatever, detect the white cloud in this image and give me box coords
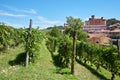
[37,16,60,25]
[22,9,37,14]
[37,16,64,28]
[3,5,37,14]
[0,10,26,17]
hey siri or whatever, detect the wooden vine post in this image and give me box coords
[26,19,32,68]
[71,29,76,74]
[118,39,120,57]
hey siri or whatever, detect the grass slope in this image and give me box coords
[0,42,120,80]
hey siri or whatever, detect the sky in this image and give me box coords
[0,0,120,29]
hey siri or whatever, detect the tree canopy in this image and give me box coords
[50,26,62,37]
[106,18,120,26]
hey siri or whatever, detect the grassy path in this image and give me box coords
[74,63,100,80]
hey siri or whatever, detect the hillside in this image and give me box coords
[0,41,120,80]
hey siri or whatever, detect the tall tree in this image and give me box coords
[64,27,87,41]
[66,16,83,74]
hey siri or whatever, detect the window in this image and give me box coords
[96,41,99,44]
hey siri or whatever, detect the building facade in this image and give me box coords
[83,15,107,32]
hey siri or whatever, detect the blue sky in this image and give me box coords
[0,0,120,29]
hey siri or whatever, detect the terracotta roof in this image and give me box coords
[109,23,120,27]
[88,34,104,39]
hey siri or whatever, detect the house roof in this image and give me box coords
[88,34,104,39]
[109,23,120,27]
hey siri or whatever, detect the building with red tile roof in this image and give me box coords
[83,15,107,32]
[88,33,110,45]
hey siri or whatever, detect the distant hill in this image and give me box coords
[46,26,64,30]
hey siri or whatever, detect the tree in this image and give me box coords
[102,45,120,80]
[0,23,14,51]
[66,16,83,74]
[92,46,102,71]
[25,19,43,67]
[106,18,120,26]
[58,35,72,67]
[50,26,61,37]
[64,27,87,41]
[77,30,87,41]
[0,22,26,52]
[77,41,97,64]
[46,26,62,52]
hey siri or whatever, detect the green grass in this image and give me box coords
[0,42,120,80]
[76,59,120,80]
